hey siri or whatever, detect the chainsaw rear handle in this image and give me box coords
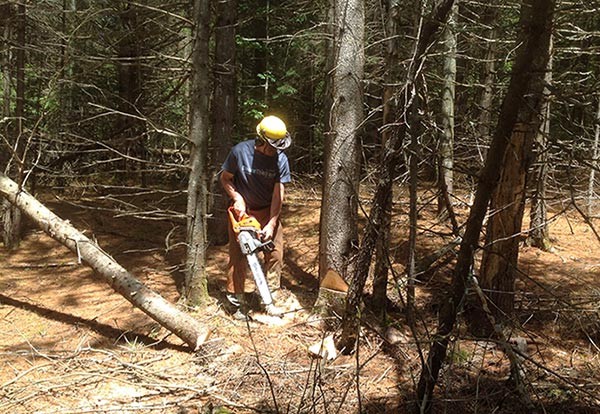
[228,207,262,234]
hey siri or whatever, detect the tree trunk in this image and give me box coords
[476,5,498,164]
[337,0,457,354]
[528,42,553,250]
[185,0,211,307]
[116,3,147,185]
[470,125,536,336]
[1,2,11,170]
[0,173,210,350]
[2,2,25,250]
[416,1,555,411]
[372,0,401,315]
[437,2,457,215]
[318,0,364,288]
[208,0,237,246]
[406,81,423,323]
[588,98,600,216]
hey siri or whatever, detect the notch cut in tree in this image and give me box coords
[0,172,211,351]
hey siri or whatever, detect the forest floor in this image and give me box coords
[1,181,600,413]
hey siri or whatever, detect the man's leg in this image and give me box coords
[264,220,283,293]
[226,221,248,294]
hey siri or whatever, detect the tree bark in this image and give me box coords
[185,0,211,307]
[318,0,364,287]
[416,1,555,411]
[437,2,457,215]
[528,41,553,250]
[116,3,147,185]
[208,0,237,246]
[588,98,600,216]
[476,5,498,161]
[0,172,210,350]
[2,2,25,250]
[470,124,536,335]
[472,12,554,336]
[372,0,401,315]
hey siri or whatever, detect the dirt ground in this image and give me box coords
[1,182,600,413]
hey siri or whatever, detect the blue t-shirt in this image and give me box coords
[221,140,291,210]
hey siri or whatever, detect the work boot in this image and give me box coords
[226,292,250,321]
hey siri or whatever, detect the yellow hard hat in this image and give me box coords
[256,116,292,150]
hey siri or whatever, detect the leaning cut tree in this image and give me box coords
[0,172,211,351]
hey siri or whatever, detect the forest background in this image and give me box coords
[1,0,600,413]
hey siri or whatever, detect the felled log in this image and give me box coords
[0,173,210,350]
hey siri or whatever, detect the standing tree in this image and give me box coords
[437,2,458,215]
[527,38,553,250]
[185,0,211,307]
[588,98,600,215]
[318,0,364,293]
[2,1,25,250]
[372,0,402,315]
[208,0,237,246]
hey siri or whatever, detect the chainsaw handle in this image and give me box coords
[228,207,262,234]
[261,239,275,252]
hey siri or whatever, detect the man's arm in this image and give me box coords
[220,170,246,217]
[262,182,284,240]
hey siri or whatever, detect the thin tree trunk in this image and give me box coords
[0,173,210,350]
[3,2,25,250]
[476,6,498,165]
[588,98,600,216]
[372,0,401,315]
[437,2,457,215]
[208,0,237,246]
[416,1,555,411]
[528,42,553,250]
[406,81,422,323]
[185,0,211,307]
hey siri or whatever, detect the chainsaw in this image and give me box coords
[227,207,277,312]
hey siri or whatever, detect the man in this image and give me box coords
[220,115,292,319]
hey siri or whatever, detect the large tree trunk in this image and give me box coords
[337,0,457,354]
[469,124,536,336]
[185,0,211,307]
[0,173,210,350]
[416,1,555,411]
[208,0,237,246]
[318,0,364,289]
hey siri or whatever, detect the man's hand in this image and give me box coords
[261,222,275,241]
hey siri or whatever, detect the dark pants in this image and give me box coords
[226,207,283,294]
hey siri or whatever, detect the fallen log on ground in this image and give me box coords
[0,172,210,351]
